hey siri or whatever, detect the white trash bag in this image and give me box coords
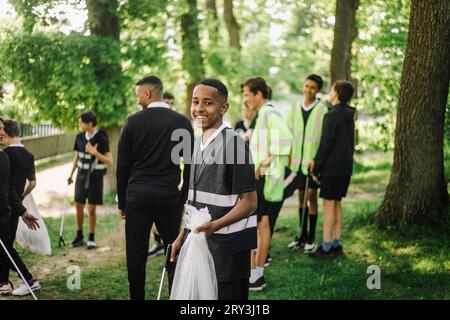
[170,204,217,300]
[16,192,52,256]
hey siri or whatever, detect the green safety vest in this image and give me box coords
[249,104,293,202]
[287,100,327,175]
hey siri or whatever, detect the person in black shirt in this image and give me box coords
[0,117,40,297]
[3,120,36,199]
[234,103,256,143]
[309,80,356,259]
[148,91,177,258]
[68,112,113,250]
[117,76,194,300]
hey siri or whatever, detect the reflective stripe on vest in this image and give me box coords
[77,161,107,170]
[188,189,239,207]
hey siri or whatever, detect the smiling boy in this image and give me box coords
[171,79,257,300]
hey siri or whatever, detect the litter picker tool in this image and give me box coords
[157,244,172,300]
[58,184,70,248]
[300,174,310,231]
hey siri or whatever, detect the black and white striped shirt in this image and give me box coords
[188,127,257,255]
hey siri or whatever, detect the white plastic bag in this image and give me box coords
[15,192,52,256]
[170,204,218,300]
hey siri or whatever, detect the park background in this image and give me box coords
[0,0,448,300]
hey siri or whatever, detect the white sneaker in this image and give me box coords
[12,279,40,296]
[87,240,97,250]
[0,282,12,296]
[304,242,318,253]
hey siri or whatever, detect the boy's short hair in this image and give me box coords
[267,86,273,100]
[163,92,174,100]
[3,120,21,137]
[333,80,354,103]
[0,117,4,124]
[135,76,163,92]
[306,74,324,91]
[241,77,271,99]
[79,111,97,127]
[196,79,228,102]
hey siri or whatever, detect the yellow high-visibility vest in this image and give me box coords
[287,100,327,175]
[250,103,293,202]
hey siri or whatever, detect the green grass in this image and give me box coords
[9,152,450,300]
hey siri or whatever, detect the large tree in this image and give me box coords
[223,0,241,51]
[180,0,205,116]
[375,0,450,226]
[330,0,359,84]
[86,0,124,191]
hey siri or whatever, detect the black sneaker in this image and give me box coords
[148,242,164,257]
[264,254,272,267]
[309,245,334,259]
[249,276,266,291]
[331,245,344,256]
[71,236,84,248]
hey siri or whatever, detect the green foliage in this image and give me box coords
[353,0,411,151]
[0,32,128,130]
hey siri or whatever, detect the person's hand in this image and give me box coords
[261,156,273,169]
[312,175,320,185]
[118,209,126,220]
[21,212,40,230]
[194,221,217,238]
[170,230,186,263]
[67,176,73,185]
[307,160,315,173]
[85,142,98,156]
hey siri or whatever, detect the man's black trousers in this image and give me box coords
[125,192,181,300]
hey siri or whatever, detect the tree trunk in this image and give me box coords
[86,0,122,193]
[180,0,205,116]
[206,0,219,41]
[375,0,450,227]
[330,0,359,85]
[223,0,241,51]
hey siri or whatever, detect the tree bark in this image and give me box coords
[223,0,241,51]
[206,0,219,41]
[180,0,205,116]
[86,0,122,193]
[330,0,359,85]
[375,0,450,227]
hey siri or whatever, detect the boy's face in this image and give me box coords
[164,98,174,108]
[0,121,5,144]
[191,84,228,130]
[328,86,338,105]
[242,104,255,121]
[242,86,263,110]
[303,79,320,101]
[78,118,93,132]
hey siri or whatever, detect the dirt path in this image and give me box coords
[33,162,116,217]
[1,216,126,300]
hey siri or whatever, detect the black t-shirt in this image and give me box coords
[302,107,312,124]
[74,129,110,175]
[234,120,247,133]
[4,146,36,198]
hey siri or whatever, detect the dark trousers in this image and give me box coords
[0,214,33,283]
[218,279,249,300]
[125,192,181,300]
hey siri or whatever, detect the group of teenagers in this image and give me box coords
[0,73,355,301]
